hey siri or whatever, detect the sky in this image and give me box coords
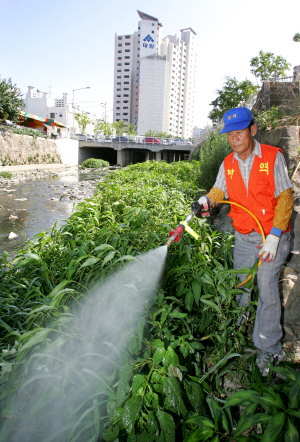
[1,0,299,128]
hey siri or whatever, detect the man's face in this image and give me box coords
[226,124,257,160]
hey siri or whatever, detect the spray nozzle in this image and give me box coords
[166,212,199,247]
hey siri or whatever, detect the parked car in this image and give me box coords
[86,134,94,141]
[143,137,161,144]
[112,136,129,142]
[96,136,106,142]
[76,134,87,141]
[172,139,193,145]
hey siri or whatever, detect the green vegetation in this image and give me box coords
[10,125,49,138]
[209,50,291,125]
[74,112,91,134]
[80,158,110,168]
[191,132,231,192]
[0,171,13,179]
[255,106,285,131]
[144,130,173,138]
[209,78,258,124]
[250,51,291,83]
[94,119,114,139]
[0,77,25,122]
[293,33,300,42]
[0,161,298,441]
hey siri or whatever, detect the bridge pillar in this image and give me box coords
[155,151,161,161]
[117,150,125,166]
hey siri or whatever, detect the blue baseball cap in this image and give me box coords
[220,107,253,134]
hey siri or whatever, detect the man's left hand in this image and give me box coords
[257,234,280,261]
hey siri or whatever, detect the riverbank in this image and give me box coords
[0,163,76,184]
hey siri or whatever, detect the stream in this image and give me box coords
[0,168,106,257]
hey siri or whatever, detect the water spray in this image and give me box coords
[0,247,168,442]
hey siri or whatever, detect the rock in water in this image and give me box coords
[8,232,18,240]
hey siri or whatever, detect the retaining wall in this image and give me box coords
[0,130,79,166]
[257,125,300,170]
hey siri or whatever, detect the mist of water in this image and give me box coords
[0,245,168,442]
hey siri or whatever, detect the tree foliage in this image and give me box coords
[0,77,24,122]
[74,112,91,134]
[209,77,258,124]
[144,130,172,138]
[292,33,300,42]
[250,50,291,83]
[112,120,127,135]
[126,123,137,136]
[94,119,113,138]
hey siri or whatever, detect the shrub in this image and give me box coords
[256,106,284,130]
[80,158,110,168]
[197,132,231,191]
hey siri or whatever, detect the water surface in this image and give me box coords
[0,169,101,256]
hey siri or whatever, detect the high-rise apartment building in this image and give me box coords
[113,11,197,139]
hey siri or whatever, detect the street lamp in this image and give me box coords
[72,86,91,132]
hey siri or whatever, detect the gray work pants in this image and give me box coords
[233,230,291,354]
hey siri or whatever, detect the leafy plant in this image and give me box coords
[0,160,298,442]
[256,106,285,130]
[196,131,231,192]
[80,158,110,168]
[225,364,300,440]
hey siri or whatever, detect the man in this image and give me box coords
[196,107,294,376]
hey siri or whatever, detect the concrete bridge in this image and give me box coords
[78,140,192,166]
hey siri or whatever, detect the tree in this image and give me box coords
[0,77,24,122]
[293,33,300,42]
[74,112,91,134]
[112,120,127,135]
[209,77,258,124]
[94,119,113,138]
[126,123,137,137]
[144,130,172,138]
[250,50,290,83]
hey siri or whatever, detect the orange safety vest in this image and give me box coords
[224,144,288,235]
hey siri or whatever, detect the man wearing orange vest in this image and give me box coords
[196,107,294,376]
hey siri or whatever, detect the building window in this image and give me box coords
[50,113,55,118]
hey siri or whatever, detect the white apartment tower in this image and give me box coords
[113,11,197,138]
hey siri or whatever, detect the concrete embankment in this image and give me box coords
[0,130,78,167]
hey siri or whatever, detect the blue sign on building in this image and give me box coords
[143,34,155,49]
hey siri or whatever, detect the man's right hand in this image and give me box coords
[192,196,210,217]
